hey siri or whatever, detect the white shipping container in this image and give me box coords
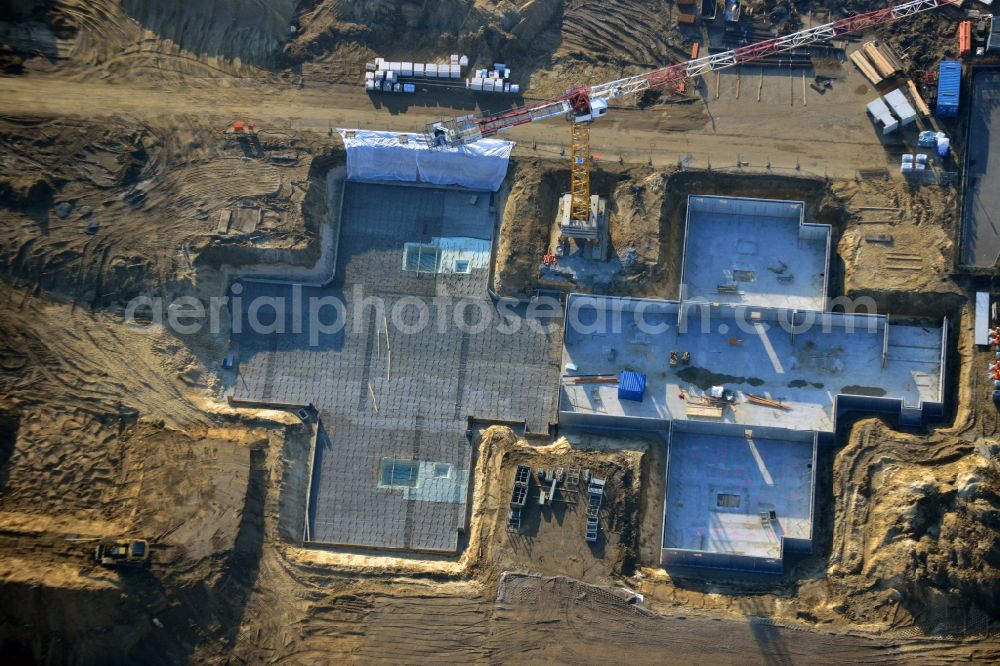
[365,71,374,81]
[510,84,520,94]
[426,63,438,77]
[975,292,990,346]
[376,57,385,69]
[450,54,459,64]
[459,55,469,67]
[390,62,401,72]
[472,77,484,91]
[385,70,396,82]
[365,80,376,91]
[450,64,460,78]
[485,79,496,92]
[414,63,425,76]
[401,62,413,77]
[394,83,402,93]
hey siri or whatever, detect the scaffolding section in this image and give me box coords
[508,464,532,533]
[585,476,606,542]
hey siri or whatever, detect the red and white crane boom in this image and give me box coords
[426,0,957,147]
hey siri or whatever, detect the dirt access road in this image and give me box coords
[0,71,887,178]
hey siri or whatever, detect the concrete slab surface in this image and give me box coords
[561,298,943,433]
[232,182,562,552]
[681,196,829,311]
[663,428,814,559]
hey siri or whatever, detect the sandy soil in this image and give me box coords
[1,1,999,663]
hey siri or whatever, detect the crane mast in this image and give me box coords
[424,0,957,224]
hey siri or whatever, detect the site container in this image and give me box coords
[975,292,990,346]
[618,371,647,402]
[510,83,520,94]
[450,54,459,64]
[471,77,484,91]
[426,63,438,77]
[401,62,413,77]
[403,83,416,93]
[450,64,461,78]
[936,60,961,117]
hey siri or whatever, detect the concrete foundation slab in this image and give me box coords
[560,297,945,434]
[662,422,817,569]
[232,182,562,553]
[681,196,830,311]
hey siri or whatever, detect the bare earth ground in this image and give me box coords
[1,1,999,663]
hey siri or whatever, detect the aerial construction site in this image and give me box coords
[2,0,1000,663]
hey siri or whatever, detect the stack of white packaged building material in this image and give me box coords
[865,97,898,135]
[883,89,917,127]
[466,62,520,94]
[364,54,467,91]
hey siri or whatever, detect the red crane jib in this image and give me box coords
[470,1,943,139]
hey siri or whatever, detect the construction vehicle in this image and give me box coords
[425,0,958,230]
[95,538,149,566]
[224,119,257,137]
[67,537,150,567]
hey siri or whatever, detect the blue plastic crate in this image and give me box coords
[618,371,647,402]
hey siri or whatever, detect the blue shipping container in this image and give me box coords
[936,61,961,118]
[618,371,647,402]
